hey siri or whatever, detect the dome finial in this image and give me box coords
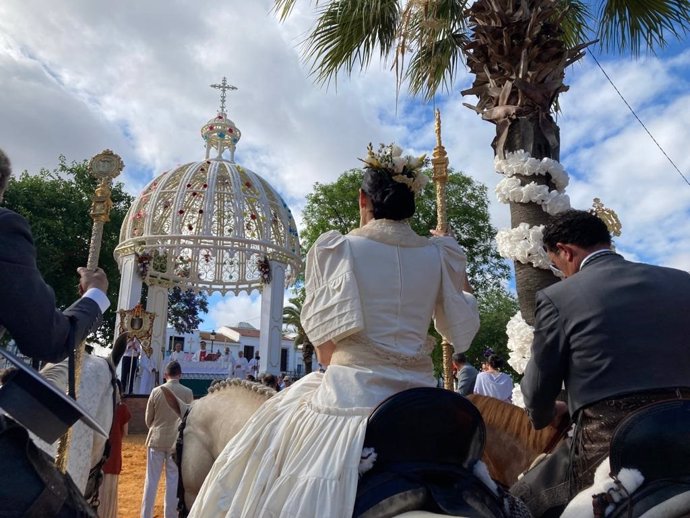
[210,77,237,115]
[202,78,242,161]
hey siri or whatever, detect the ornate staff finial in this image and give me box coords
[590,198,622,237]
[56,149,123,472]
[432,109,454,391]
[210,77,238,115]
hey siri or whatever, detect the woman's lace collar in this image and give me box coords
[347,219,429,247]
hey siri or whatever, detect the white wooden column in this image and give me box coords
[113,253,143,338]
[145,283,169,380]
[259,261,285,375]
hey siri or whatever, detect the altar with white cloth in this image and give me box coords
[174,358,231,379]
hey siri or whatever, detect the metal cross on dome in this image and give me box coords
[210,77,237,114]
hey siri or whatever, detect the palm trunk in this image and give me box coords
[502,115,560,325]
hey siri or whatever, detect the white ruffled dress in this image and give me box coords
[188,219,480,518]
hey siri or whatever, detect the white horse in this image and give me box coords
[35,333,126,495]
[161,381,519,518]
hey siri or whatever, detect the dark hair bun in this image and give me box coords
[361,169,415,221]
[488,354,504,370]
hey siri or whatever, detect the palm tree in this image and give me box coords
[283,292,315,374]
[274,0,690,323]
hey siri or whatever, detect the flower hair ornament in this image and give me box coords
[360,143,430,195]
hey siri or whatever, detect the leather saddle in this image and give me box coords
[605,399,690,518]
[353,388,511,518]
[610,398,690,481]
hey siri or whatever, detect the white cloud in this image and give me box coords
[1,0,688,331]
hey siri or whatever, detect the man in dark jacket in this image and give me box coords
[0,149,109,363]
[513,209,690,516]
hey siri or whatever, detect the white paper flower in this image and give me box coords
[391,144,403,158]
[392,156,406,173]
[494,151,570,192]
[506,311,534,374]
[512,384,525,408]
[496,223,551,270]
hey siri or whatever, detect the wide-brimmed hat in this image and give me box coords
[0,347,107,443]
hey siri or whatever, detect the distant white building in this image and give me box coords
[163,322,314,376]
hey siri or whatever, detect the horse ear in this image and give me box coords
[160,385,189,418]
[109,332,129,368]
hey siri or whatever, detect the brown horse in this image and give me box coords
[467,393,563,487]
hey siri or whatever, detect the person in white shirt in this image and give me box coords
[473,354,513,403]
[138,342,158,395]
[232,350,249,379]
[221,346,236,374]
[247,352,260,378]
[192,341,207,362]
[122,336,141,395]
[169,342,184,362]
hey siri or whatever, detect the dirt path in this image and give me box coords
[118,434,166,518]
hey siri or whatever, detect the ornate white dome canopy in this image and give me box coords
[115,81,301,295]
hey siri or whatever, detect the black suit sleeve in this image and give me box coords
[520,291,568,429]
[0,209,103,363]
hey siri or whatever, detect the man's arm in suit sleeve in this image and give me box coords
[521,291,568,429]
[457,367,474,396]
[0,210,106,363]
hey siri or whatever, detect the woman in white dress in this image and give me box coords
[189,143,480,518]
[473,354,513,403]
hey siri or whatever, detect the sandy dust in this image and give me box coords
[118,434,166,518]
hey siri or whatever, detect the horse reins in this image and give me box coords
[175,406,192,518]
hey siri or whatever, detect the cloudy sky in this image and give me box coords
[2,1,689,331]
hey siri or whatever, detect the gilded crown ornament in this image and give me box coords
[590,198,622,237]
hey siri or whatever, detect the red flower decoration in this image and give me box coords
[245,181,252,188]
[209,126,214,130]
[228,128,233,133]
[178,209,185,215]
[187,183,192,188]
[250,214,257,220]
[191,192,197,197]
[187,224,193,231]
[203,184,208,188]
[198,209,204,214]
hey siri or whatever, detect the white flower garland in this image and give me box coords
[496,223,551,270]
[512,384,526,408]
[506,312,534,374]
[506,311,534,408]
[494,150,569,192]
[496,177,571,215]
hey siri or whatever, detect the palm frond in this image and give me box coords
[596,0,690,54]
[305,0,401,85]
[557,0,593,49]
[397,0,470,99]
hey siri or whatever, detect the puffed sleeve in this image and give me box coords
[431,236,480,352]
[301,231,364,347]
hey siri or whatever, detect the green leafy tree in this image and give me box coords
[275,0,690,323]
[167,286,209,334]
[282,291,315,374]
[3,155,132,346]
[302,168,508,293]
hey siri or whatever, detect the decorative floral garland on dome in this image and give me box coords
[257,256,271,285]
[360,143,429,195]
[496,223,551,270]
[496,177,571,216]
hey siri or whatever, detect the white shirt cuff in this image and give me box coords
[82,288,110,313]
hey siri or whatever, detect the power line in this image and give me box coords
[587,49,690,188]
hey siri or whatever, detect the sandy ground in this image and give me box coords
[118,434,166,518]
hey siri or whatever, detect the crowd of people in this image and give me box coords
[1,142,689,518]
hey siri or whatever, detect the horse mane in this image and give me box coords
[468,393,554,453]
[208,377,276,398]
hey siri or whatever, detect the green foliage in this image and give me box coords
[301,167,508,294]
[467,286,520,378]
[167,286,209,334]
[3,156,132,346]
[282,289,315,374]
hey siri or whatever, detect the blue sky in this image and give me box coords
[1,1,689,331]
